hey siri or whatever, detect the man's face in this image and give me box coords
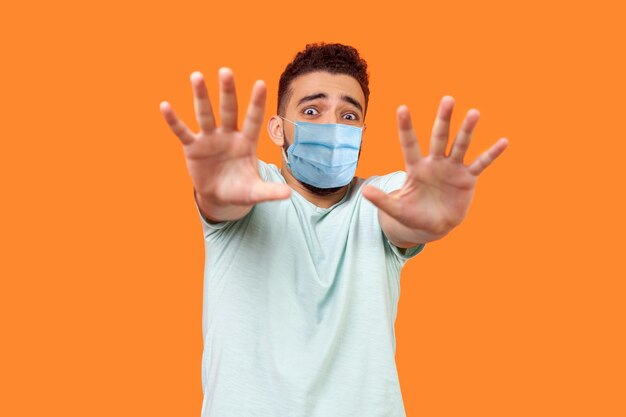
[281,71,366,145]
[269,71,367,196]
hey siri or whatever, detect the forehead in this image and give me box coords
[286,71,365,108]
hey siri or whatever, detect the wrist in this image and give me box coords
[193,188,252,223]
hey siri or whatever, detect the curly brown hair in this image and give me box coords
[277,43,370,117]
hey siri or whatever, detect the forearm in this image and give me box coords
[193,188,253,223]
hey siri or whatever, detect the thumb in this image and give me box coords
[362,185,402,219]
[249,181,292,203]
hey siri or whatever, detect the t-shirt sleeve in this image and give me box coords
[378,171,426,263]
[256,159,272,182]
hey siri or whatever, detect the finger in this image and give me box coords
[449,109,480,163]
[429,96,455,157]
[218,67,238,131]
[362,185,403,220]
[249,181,291,203]
[241,80,267,143]
[397,105,422,168]
[468,138,509,176]
[160,101,195,145]
[190,71,216,133]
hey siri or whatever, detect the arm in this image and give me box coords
[363,97,509,247]
[160,68,291,223]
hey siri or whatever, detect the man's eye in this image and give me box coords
[303,108,319,115]
[343,113,357,120]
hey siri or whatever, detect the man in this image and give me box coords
[160,43,507,417]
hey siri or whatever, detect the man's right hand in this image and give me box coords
[160,68,291,222]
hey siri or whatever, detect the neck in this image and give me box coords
[281,164,352,209]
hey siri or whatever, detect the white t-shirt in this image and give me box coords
[198,160,424,417]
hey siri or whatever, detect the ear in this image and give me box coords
[267,115,284,146]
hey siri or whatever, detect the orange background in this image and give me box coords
[1,0,625,416]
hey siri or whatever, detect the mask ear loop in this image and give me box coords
[278,116,294,168]
[279,115,296,126]
[281,146,290,164]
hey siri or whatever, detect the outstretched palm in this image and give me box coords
[160,68,291,208]
[363,96,508,237]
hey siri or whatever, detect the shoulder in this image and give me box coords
[343,171,408,211]
[257,160,286,183]
[354,171,408,194]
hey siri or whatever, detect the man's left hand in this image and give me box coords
[362,96,508,246]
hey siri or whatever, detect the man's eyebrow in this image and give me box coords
[297,92,364,114]
[297,93,327,106]
[341,95,363,113]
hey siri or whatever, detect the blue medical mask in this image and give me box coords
[280,116,364,189]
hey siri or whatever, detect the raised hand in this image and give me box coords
[160,68,291,221]
[362,96,508,244]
